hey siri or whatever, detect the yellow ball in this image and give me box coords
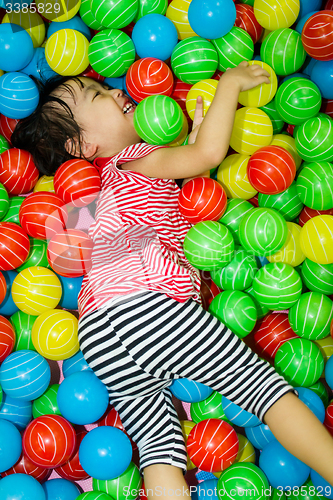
[36,0,81,22]
[180,420,196,471]
[230,107,273,155]
[315,336,333,365]
[169,113,189,147]
[238,61,278,108]
[31,309,79,360]
[254,0,300,30]
[0,70,3,77]
[166,0,197,40]
[2,11,46,48]
[300,215,333,265]
[271,134,302,170]
[267,222,305,267]
[186,79,218,121]
[45,28,89,76]
[33,175,55,193]
[12,266,62,315]
[217,154,257,199]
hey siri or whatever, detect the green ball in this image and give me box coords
[88,29,136,77]
[301,259,333,295]
[0,134,9,155]
[135,0,168,21]
[212,27,254,72]
[258,182,303,222]
[245,284,270,319]
[241,0,254,4]
[260,98,285,135]
[17,238,50,272]
[295,113,333,162]
[218,199,254,245]
[190,391,230,424]
[90,0,138,29]
[32,384,61,418]
[183,221,235,270]
[217,463,269,500]
[209,290,257,338]
[76,494,113,500]
[10,311,38,351]
[276,77,321,126]
[239,208,288,256]
[296,161,333,210]
[0,182,9,220]
[93,462,142,499]
[260,28,306,77]
[253,263,302,310]
[171,37,218,85]
[2,196,24,225]
[210,247,259,291]
[79,0,104,30]
[288,292,333,341]
[134,95,183,145]
[274,338,324,387]
[307,380,329,408]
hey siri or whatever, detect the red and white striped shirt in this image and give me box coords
[78,143,202,319]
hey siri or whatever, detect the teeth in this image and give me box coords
[123,102,134,114]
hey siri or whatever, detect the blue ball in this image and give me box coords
[311,59,333,100]
[169,378,213,403]
[104,75,126,91]
[191,479,219,500]
[303,57,317,77]
[47,16,92,41]
[42,478,81,500]
[132,14,178,61]
[188,0,236,40]
[311,470,333,498]
[325,355,333,390]
[79,426,132,480]
[0,24,34,72]
[57,370,109,425]
[58,274,83,310]
[0,350,51,401]
[295,11,319,34]
[222,397,261,428]
[0,418,22,472]
[259,440,310,488]
[0,473,46,500]
[245,423,275,449]
[296,0,321,22]
[62,350,92,378]
[0,392,32,430]
[0,72,39,119]
[0,270,19,317]
[21,48,58,83]
[296,387,325,423]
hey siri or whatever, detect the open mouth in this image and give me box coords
[122,100,136,114]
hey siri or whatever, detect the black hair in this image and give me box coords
[11,76,87,176]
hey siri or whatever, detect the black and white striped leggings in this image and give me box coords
[78,291,294,473]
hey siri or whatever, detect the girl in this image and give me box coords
[13,62,333,495]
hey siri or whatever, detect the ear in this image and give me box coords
[65,137,98,160]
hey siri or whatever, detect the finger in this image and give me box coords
[238,60,249,67]
[193,95,204,127]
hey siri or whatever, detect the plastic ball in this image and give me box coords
[170,378,213,403]
[311,59,333,100]
[271,134,302,170]
[178,178,227,224]
[326,355,333,389]
[221,397,261,428]
[183,221,234,270]
[0,315,15,362]
[79,426,132,480]
[17,238,49,272]
[209,290,257,338]
[191,479,218,500]
[188,0,236,40]
[90,0,138,29]
[0,114,19,144]
[32,384,61,418]
[0,222,30,270]
[54,159,101,207]
[296,386,325,422]
[297,162,333,211]
[253,312,299,361]
[135,0,168,22]
[210,248,258,291]
[0,183,9,220]
[126,57,173,103]
[0,349,51,400]
[45,29,89,76]
[58,274,83,310]
[289,292,333,340]
[230,107,273,155]
[132,14,177,61]
[301,259,333,295]
[3,9,46,48]
[92,462,142,499]
[310,470,333,499]
[42,478,80,500]
[2,453,51,482]
[0,392,32,430]
[62,350,92,377]
[79,0,104,30]
[212,27,254,73]
[217,463,269,499]
[302,11,333,61]
[166,0,197,40]
[254,0,300,30]
[190,391,229,424]
[0,148,38,196]
[296,114,333,163]
[299,206,333,227]
[36,0,81,22]
[0,24,34,72]
[0,271,6,304]
[0,473,46,500]
[244,422,275,449]
[76,495,113,500]
[2,196,24,225]
[217,154,257,200]
[300,215,333,264]
[88,29,135,78]
[185,79,218,121]
[171,37,218,85]
[0,270,19,317]
[260,28,306,76]
[55,428,89,481]
[235,4,262,44]
[218,199,254,245]
[233,434,256,465]
[258,182,303,222]
[316,335,333,365]
[47,229,93,277]
[0,418,22,472]
[267,222,305,267]
[308,380,329,408]
[239,61,277,108]
[275,77,322,125]
[260,99,285,135]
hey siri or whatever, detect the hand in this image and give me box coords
[222,60,271,92]
[187,95,204,145]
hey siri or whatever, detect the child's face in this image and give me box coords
[55,77,141,158]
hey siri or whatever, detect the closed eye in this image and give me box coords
[92,91,101,100]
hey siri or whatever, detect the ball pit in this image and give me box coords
[217,154,258,200]
[230,107,273,155]
[254,0,300,30]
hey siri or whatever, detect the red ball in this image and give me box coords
[324,401,333,437]
[187,418,239,472]
[298,207,333,227]
[0,116,19,145]
[0,315,15,362]
[2,453,52,482]
[326,0,333,9]
[0,149,39,195]
[0,222,30,270]
[171,79,192,124]
[80,65,105,82]
[55,429,89,481]
[235,4,263,44]
[248,194,259,207]
[0,271,7,305]
[47,229,93,277]
[22,415,76,468]
[126,57,174,103]
[19,192,68,240]
[178,177,227,224]
[54,159,101,208]
[253,313,299,361]
[302,11,333,61]
[247,145,296,195]
[321,98,333,119]
[200,271,223,311]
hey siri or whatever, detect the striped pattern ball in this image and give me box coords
[2,196,24,225]
[0,349,50,400]
[47,229,93,277]
[296,162,333,211]
[244,422,275,450]
[22,414,76,468]
[0,115,19,144]
[0,271,6,304]
[245,284,270,319]
[209,290,257,338]
[31,309,79,361]
[171,78,192,122]
[260,99,285,135]
[253,0,300,30]
[289,292,333,341]
[219,199,254,245]
[0,148,38,195]
[90,0,138,29]
[230,107,273,156]
[170,378,213,403]
[218,463,269,497]
[187,418,239,472]
[183,221,235,270]
[32,384,61,418]
[79,0,104,30]
[299,206,333,226]
[267,222,305,267]
[3,10,45,48]
[33,175,55,194]
[308,380,329,409]
[222,397,261,428]
[275,77,322,126]
[253,312,299,360]
[239,61,278,108]
[301,259,333,295]
[45,29,89,76]
[212,27,254,73]
[185,79,218,121]
[190,392,229,424]
[0,315,15,362]
[270,134,302,170]
[0,222,30,270]
[233,434,256,465]
[258,182,303,222]
[10,311,37,351]
[235,4,263,44]
[302,11,333,61]
[217,154,257,200]
[239,207,288,256]
[76,495,114,500]
[295,114,333,162]
[300,215,333,264]
[274,338,324,387]
[88,29,135,78]
[260,28,306,77]
[247,145,296,195]
[54,159,101,208]
[93,462,142,497]
[210,248,259,291]
[166,0,197,40]
[171,37,218,85]
[0,73,39,120]
[11,266,62,315]
[135,0,168,22]
[126,57,174,103]
[56,429,90,481]
[1,453,51,482]
[168,113,188,147]
[17,238,49,273]
[178,177,227,224]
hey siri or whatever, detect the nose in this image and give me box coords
[111,89,123,99]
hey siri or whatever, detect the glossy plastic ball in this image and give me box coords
[170,378,213,403]
[0,222,30,270]
[88,29,135,78]
[62,350,92,377]
[239,61,278,108]
[217,154,257,200]
[188,0,236,40]
[244,422,275,449]
[171,37,218,85]
[42,478,80,500]
[0,270,19,317]
[253,0,300,30]
[301,259,333,295]
[260,99,285,135]
[297,162,333,210]
[295,114,333,162]
[302,11,333,61]
[260,28,306,76]
[253,263,302,310]
[0,473,46,500]
[258,182,303,222]
[132,14,177,61]
[210,248,258,291]
[212,27,254,72]
[45,29,89,76]
[10,310,37,351]
[1,453,51,482]
[311,59,333,100]
[190,391,229,424]
[32,384,61,418]
[90,0,138,29]
[0,147,38,194]
[299,206,333,226]
[2,195,24,225]
[296,386,325,422]
[0,23,34,72]
[0,394,32,430]
[300,215,333,264]
[47,229,93,277]
[47,15,91,40]
[166,0,197,40]
[230,107,273,155]
[266,221,305,268]
[275,77,322,125]
[270,133,302,170]
[135,0,168,22]
[54,159,101,207]
[185,79,218,121]
[289,292,333,340]
[58,274,83,310]
[0,418,22,472]
[0,316,15,362]
[221,397,261,428]
[92,462,142,499]
[0,271,7,305]
[235,4,263,43]
[217,463,269,500]
[17,238,49,272]
[178,178,227,224]
[219,199,254,245]
[126,57,173,103]
[326,355,333,390]
[253,312,298,361]
[55,428,89,481]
